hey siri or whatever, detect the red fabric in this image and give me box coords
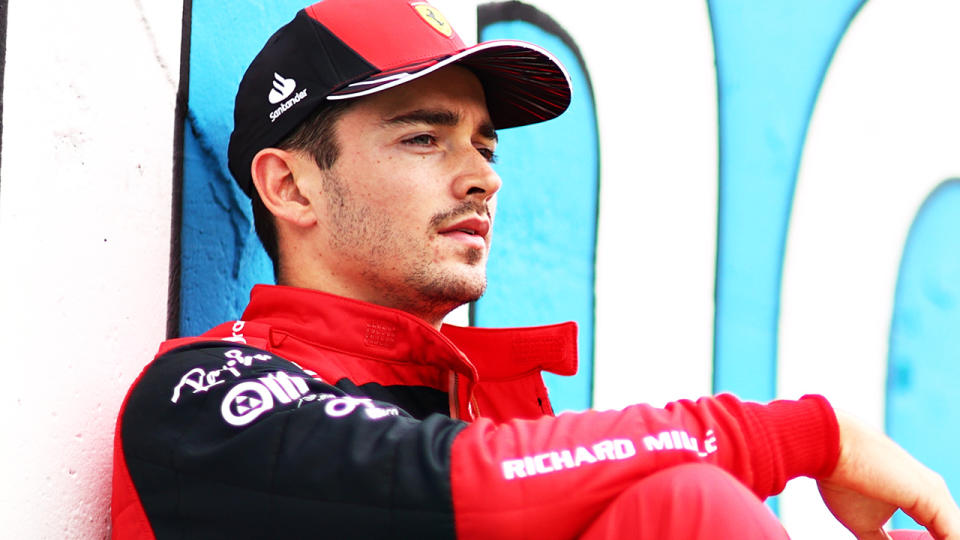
[581,463,933,540]
[305,0,464,70]
[112,284,579,535]
[115,285,843,538]
[230,284,577,422]
[441,322,577,420]
[450,394,839,540]
[737,397,841,494]
[580,463,788,540]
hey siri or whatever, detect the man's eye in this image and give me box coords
[404,134,436,146]
[478,147,497,164]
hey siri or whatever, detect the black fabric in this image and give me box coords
[167,0,192,340]
[337,379,450,421]
[122,342,464,539]
[462,47,571,129]
[0,0,8,197]
[228,9,376,196]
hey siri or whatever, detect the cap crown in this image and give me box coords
[228,0,571,197]
[307,0,467,72]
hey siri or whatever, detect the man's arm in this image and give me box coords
[818,411,960,540]
[113,342,957,539]
[449,393,838,538]
[115,343,833,539]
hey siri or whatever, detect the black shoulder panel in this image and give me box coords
[121,342,465,539]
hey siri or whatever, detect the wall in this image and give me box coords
[0,0,184,537]
[1,0,957,537]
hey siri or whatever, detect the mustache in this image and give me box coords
[429,200,491,228]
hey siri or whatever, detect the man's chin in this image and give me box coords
[419,272,486,306]
[398,276,484,326]
[443,276,487,304]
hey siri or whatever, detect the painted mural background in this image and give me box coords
[1,0,957,536]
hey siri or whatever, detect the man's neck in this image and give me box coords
[276,276,455,330]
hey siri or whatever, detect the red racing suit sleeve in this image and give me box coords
[450,394,839,539]
[113,342,838,540]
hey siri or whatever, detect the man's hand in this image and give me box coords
[817,411,960,539]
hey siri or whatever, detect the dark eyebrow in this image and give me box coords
[382,108,498,142]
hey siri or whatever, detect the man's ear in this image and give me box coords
[250,148,317,228]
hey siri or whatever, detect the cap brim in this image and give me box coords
[328,40,572,130]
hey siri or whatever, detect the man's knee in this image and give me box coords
[650,462,746,497]
[581,463,788,539]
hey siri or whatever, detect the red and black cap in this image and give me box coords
[227,0,572,197]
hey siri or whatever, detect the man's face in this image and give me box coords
[297,66,501,323]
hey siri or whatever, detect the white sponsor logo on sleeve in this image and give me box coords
[171,349,273,403]
[501,439,637,480]
[222,320,248,344]
[221,371,311,426]
[642,429,718,458]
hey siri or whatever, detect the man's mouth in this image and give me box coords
[439,217,490,236]
[438,217,490,248]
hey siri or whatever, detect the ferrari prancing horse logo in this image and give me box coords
[412,2,454,38]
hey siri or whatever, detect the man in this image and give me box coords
[112,1,959,538]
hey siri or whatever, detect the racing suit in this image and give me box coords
[112,284,840,539]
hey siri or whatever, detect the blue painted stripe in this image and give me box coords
[709,0,865,401]
[887,179,960,530]
[179,2,300,336]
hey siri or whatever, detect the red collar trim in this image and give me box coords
[236,284,578,381]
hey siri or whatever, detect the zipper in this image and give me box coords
[448,371,481,421]
[448,371,461,420]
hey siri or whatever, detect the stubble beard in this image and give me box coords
[323,172,489,322]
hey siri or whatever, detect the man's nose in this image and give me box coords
[452,148,502,201]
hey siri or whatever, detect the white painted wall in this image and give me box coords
[455,0,719,410]
[0,0,183,536]
[778,0,960,535]
[577,2,718,410]
[0,0,952,537]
